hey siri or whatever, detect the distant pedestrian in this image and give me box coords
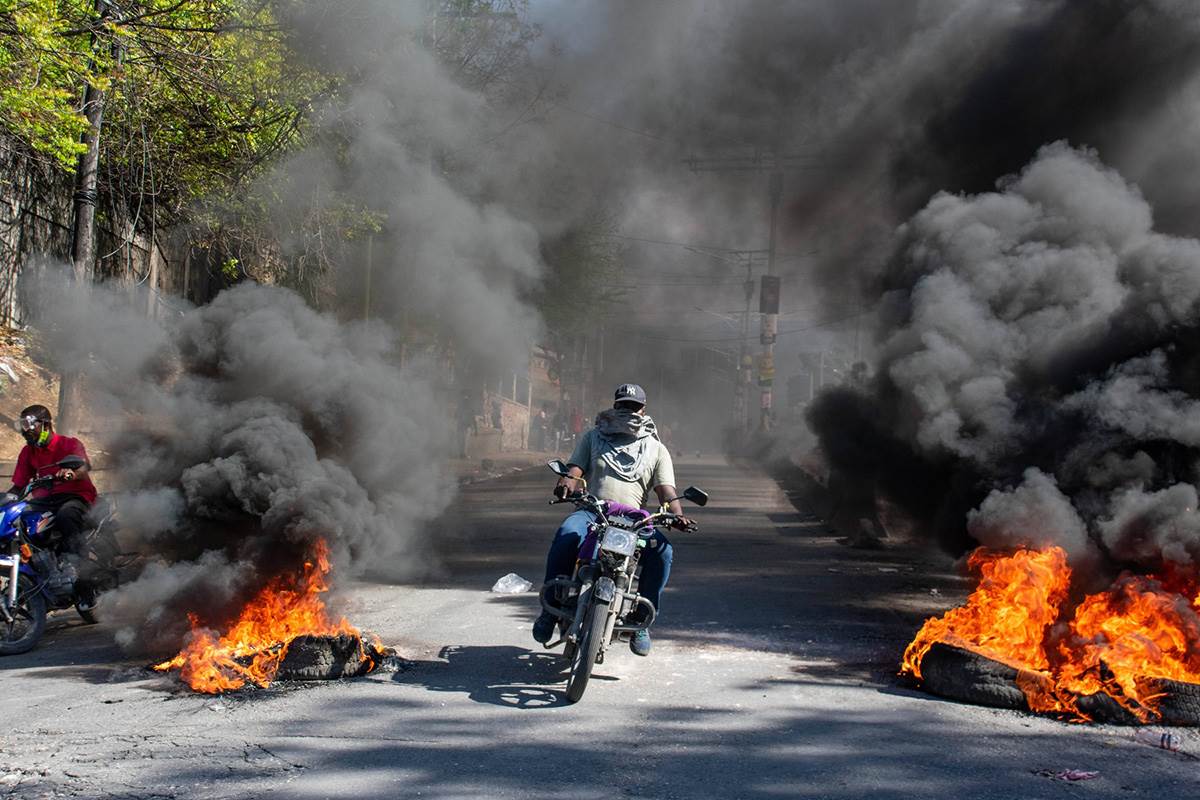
[532,407,548,451]
[457,392,479,458]
[570,406,583,443]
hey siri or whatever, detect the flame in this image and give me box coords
[154,540,369,693]
[902,546,1200,721]
[900,547,1071,678]
[1056,575,1200,717]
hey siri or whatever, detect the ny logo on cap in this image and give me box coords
[614,383,646,404]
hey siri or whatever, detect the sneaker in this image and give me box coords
[532,611,557,644]
[630,629,652,656]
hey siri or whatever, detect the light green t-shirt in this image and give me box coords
[567,428,676,508]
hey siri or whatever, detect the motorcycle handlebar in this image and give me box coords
[636,513,698,533]
[547,495,699,531]
[18,475,57,498]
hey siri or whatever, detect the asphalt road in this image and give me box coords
[0,457,1195,799]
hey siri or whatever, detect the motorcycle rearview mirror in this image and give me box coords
[546,459,571,477]
[57,455,86,471]
[682,486,708,507]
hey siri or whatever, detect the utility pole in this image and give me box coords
[762,167,782,430]
[363,234,373,320]
[59,0,116,434]
[735,254,753,431]
[684,145,819,431]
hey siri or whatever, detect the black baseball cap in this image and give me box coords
[613,383,647,407]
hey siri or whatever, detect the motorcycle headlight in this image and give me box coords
[599,529,636,557]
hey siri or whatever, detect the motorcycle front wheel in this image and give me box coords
[0,576,47,655]
[565,599,609,703]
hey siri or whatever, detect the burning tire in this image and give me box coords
[1056,679,1200,726]
[916,642,1200,725]
[276,633,373,681]
[917,642,1029,711]
[1140,678,1200,726]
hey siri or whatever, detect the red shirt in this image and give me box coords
[11,433,97,504]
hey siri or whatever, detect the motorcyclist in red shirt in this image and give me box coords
[9,404,97,559]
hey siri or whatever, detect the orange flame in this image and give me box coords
[901,546,1200,720]
[901,547,1071,678]
[154,540,367,693]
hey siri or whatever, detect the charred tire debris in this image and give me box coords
[151,633,407,691]
[917,643,1200,726]
[276,633,376,681]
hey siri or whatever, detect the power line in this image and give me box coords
[609,280,748,289]
[604,232,820,261]
[544,100,767,150]
[604,232,750,253]
[630,308,871,344]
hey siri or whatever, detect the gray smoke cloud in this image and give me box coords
[883,143,1143,465]
[24,3,564,652]
[267,1,546,369]
[27,271,452,652]
[967,468,1090,563]
[1098,484,1200,568]
[812,140,1200,574]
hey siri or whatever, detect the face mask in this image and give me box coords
[597,407,651,438]
[19,416,49,448]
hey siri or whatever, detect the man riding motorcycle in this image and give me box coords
[8,404,99,605]
[532,383,693,656]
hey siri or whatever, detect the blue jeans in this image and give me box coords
[543,510,673,622]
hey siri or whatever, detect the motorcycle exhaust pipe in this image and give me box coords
[538,577,576,622]
[612,596,657,634]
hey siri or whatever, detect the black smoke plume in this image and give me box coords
[28,274,452,652]
[810,143,1200,577]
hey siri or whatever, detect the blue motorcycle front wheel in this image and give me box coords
[0,575,47,655]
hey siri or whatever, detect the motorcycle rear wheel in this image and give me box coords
[0,576,47,655]
[565,600,608,703]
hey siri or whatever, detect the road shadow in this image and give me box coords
[1,611,147,684]
[395,644,576,709]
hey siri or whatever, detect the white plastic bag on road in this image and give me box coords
[491,572,534,593]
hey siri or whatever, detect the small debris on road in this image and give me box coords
[1033,768,1099,781]
[492,572,534,593]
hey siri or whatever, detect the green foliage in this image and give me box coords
[0,0,96,168]
[0,0,566,315]
[0,1,330,204]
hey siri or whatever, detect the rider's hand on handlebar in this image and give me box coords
[55,468,77,481]
[554,477,581,500]
[670,515,698,532]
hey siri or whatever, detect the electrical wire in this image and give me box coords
[628,308,872,343]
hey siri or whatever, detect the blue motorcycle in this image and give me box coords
[0,454,120,655]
